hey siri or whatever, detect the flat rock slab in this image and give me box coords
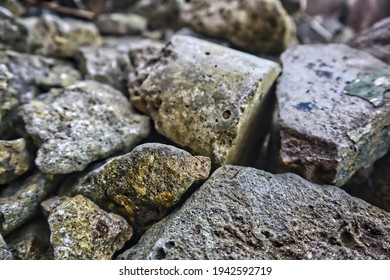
[349,17,390,64]
[22,14,101,57]
[71,143,211,232]
[0,172,57,236]
[19,80,150,174]
[41,195,132,260]
[277,44,390,186]
[177,0,296,55]
[0,138,33,185]
[76,46,132,92]
[119,166,390,260]
[130,35,281,165]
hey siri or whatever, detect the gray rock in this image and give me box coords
[71,143,211,232]
[76,46,132,92]
[0,233,13,259]
[0,64,17,136]
[0,172,57,236]
[277,44,389,186]
[95,13,147,35]
[19,80,150,174]
[23,14,101,57]
[0,138,33,185]
[0,0,24,16]
[0,6,26,50]
[4,218,52,260]
[177,0,296,55]
[41,195,132,260]
[119,165,390,260]
[349,17,390,64]
[129,35,280,165]
[0,50,81,104]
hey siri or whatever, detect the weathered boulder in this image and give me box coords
[95,13,147,35]
[0,233,12,260]
[23,14,101,57]
[76,46,132,92]
[0,172,57,236]
[276,44,389,186]
[19,80,150,174]
[4,218,52,260]
[71,143,211,232]
[119,166,390,260]
[0,138,33,185]
[0,64,17,136]
[177,0,296,55]
[41,195,132,260]
[349,17,390,64]
[129,35,281,165]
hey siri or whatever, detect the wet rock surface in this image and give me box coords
[19,80,150,174]
[76,46,132,92]
[130,35,280,165]
[349,17,390,64]
[0,138,33,185]
[119,165,390,260]
[71,143,211,232]
[177,0,296,55]
[0,172,57,236]
[41,195,132,260]
[277,44,389,186]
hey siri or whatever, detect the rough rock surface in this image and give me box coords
[0,50,81,103]
[0,138,33,185]
[0,6,26,50]
[41,195,132,260]
[5,218,52,260]
[349,17,390,64]
[0,64,17,136]
[23,14,101,57]
[0,172,57,236]
[76,46,132,92]
[19,80,150,174]
[0,0,24,16]
[0,233,13,260]
[277,44,389,186]
[95,13,147,35]
[119,165,390,260]
[72,143,211,231]
[177,0,296,55]
[130,35,281,165]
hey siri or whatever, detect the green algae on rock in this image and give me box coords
[119,165,390,260]
[277,44,390,186]
[71,143,211,232]
[0,138,33,185]
[19,80,150,174]
[129,35,281,166]
[0,172,57,236]
[177,0,296,55]
[41,195,132,260]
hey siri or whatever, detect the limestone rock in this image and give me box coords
[72,143,211,232]
[0,64,17,136]
[0,233,12,260]
[0,138,33,185]
[177,0,296,55]
[119,166,390,260]
[349,17,390,64]
[276,44,389,186]
[24,14,101,57]
[95,13,147,35]
[129,35,280,165]
[41,195,132,260]
[19,80,150,174]
[0,6,26,50]
[5,218,52,260]
[0,172,57,236]
[76,46,132,92]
